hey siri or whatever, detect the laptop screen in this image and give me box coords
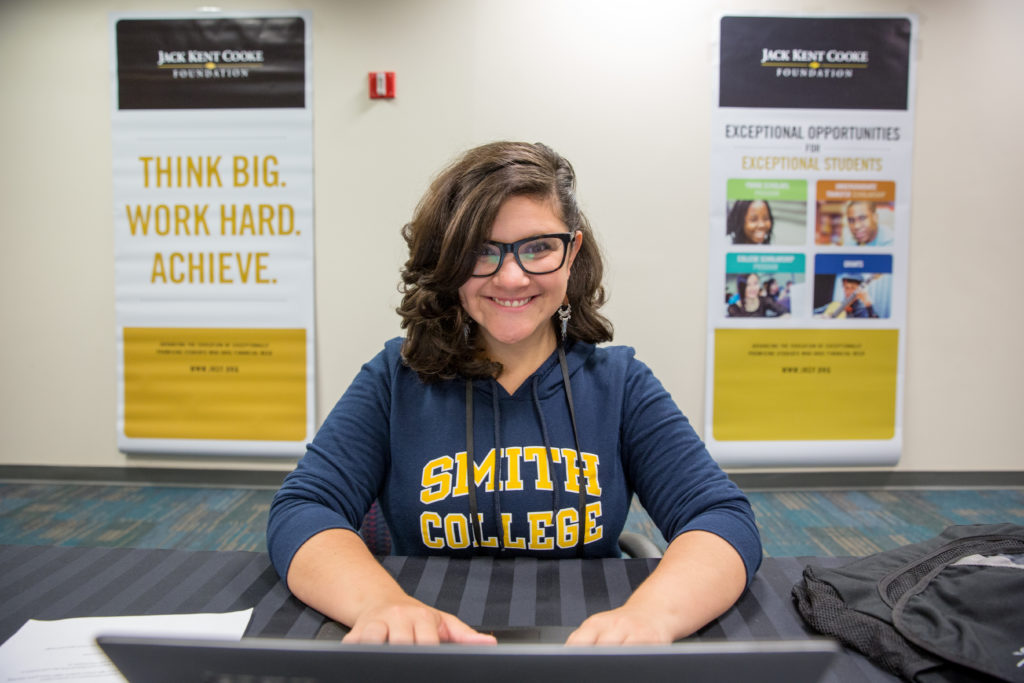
[97,634,839,683]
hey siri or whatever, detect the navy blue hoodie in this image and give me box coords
[268,339,762,584]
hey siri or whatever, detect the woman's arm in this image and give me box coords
[286,527,496,645]
[572,351,760,644]
[565,529,747,644]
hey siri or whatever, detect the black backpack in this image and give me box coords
[793,523,1024,682]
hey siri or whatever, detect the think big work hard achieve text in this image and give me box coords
[125,155,295,285]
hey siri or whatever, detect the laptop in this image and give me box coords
[97,633,839,683]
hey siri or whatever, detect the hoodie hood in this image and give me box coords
[473,339,598,403]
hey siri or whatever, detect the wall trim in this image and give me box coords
[1,465,1022,490]
[0,465,287,489]
[730,470,1024,490]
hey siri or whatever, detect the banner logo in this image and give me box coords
[760,47,869,80]
[155,49,265,79]
[116,18,305,109]
[719,17,910,110]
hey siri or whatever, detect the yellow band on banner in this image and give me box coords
[123,327,306,441]
[713,329,898,441]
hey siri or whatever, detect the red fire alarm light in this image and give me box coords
[368,72,395,99]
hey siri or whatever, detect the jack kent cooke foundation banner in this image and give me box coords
[111,12,315,456]
[705,15,916,467]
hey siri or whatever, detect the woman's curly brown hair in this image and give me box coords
[397,141,613,381]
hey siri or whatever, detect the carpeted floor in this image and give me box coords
[0,481,1021,557]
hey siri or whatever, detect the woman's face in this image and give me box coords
[458,195,580,358]
[744,274,761,300]
[743,201,772,244]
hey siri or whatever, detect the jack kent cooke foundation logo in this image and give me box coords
[117,17,305,110]
[760,47,869,80]
[718,16,911,110]
[156,48,264,80]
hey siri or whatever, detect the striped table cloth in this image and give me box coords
[0,546,897,682]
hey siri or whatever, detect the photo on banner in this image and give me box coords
[111,12,315,456]
[705,15,916,466]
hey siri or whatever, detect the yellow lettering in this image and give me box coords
[444,513,471,549]
[500,512,527,549]
[255,252,271,283]
[125,204,209,237]
[220,204,236,235]
[258,204,275,235]
[554,448,581,493]
[236,252,251,283]
[219,204,293,236]
[523,446,553,490]
[452,451,469,497]
[475,449,498,493]
[527,511,554,550]
[189,252,205,283]
[556,508,579,549]
[278,204,294,234]
[503,447,524,491]
[138,156,153,187]
[420,512,444,549]
[138,156,222,188]
[233,156,250,187]
[155,156,171,188]
[167,253,184,283]
[186,156,203,187]
[584,502,603,544]
[475,513,499,548]
[125,205,151,236]
[262,155,280,186]
[233,155,280,187]
[238,205,255,235]
[420,455,453,504]
[579,451,602,496]
[154,205,171,235]
[150,252,167,283]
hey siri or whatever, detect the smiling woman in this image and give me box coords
[726,199,775,245]
[457,196,580,388]
[267,141,761,647]
[397,141,611,383]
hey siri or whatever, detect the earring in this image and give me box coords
[463,322,471,343]
[557,302,572,342]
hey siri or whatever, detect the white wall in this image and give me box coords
[1,0,1021,472]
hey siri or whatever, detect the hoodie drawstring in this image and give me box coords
[490,379,504,551]
[464,345,586,557]
[465,379,484,550]
[532,375,563,520]
[557,345,588,558]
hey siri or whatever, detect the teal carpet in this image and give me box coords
[0,483,271,552]
[1,482,1021,557]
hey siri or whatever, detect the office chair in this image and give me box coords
[358,500,662,558]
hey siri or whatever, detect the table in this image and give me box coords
[0,545,898,682]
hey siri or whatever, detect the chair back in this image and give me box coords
[359,500,391,555]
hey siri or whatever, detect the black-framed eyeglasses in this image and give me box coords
[470,232,577,277]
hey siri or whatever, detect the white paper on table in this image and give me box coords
[0,609,253,682]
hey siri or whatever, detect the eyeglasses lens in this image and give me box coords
[473,236,566,276]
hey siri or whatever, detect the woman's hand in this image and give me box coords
[567,530,747,646]
[566,603,676,645]
[286,529,497,646]
[343,596,497,645]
